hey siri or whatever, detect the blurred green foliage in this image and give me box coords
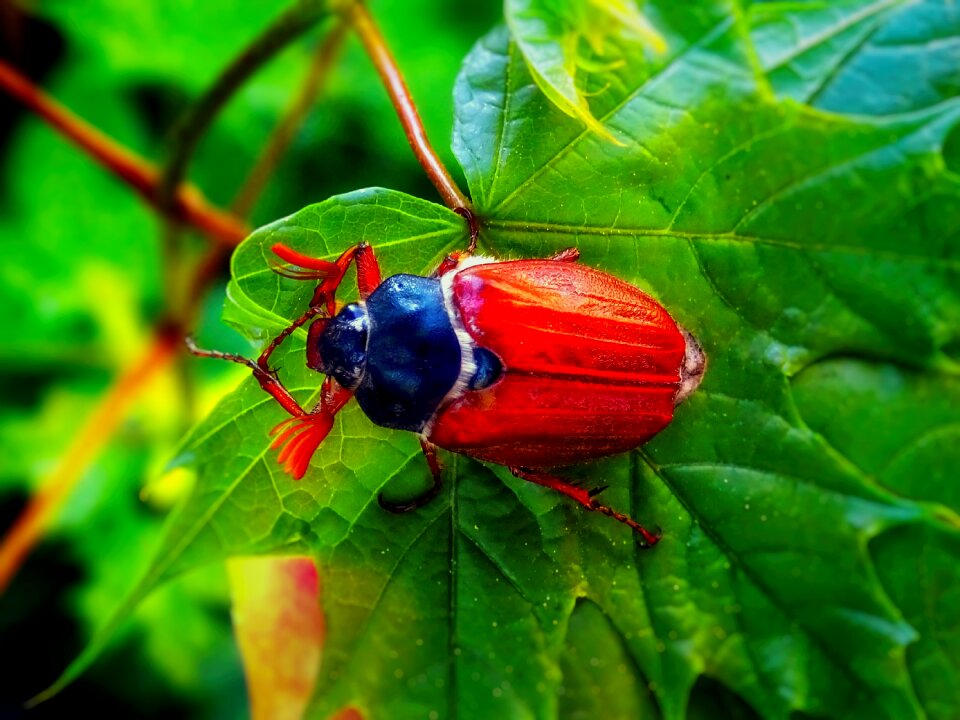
[2,1,958,719]
[0,0,497,716]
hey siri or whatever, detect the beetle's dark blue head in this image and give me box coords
[313,302,369,390]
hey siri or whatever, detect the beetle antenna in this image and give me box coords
[268,259,335,281]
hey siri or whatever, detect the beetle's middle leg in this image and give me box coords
[378,438,444,514]
[508,466,661,547]
[435,246,579,278]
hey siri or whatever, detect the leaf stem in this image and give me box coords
[346,1,471,212]
[0,60,249,247]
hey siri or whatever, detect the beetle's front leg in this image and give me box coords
[186,336,310,419]
[272,242,382,314]
[378,438,444,513]
[508,466,661,547]
[187,338,352,479]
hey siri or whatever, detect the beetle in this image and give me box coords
[188,240,705,547]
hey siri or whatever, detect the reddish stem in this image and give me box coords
[231,21,348,218]
[0,60,249,247]
[0,17,347,593]
[0,329,181,594]
[347,2,471,212]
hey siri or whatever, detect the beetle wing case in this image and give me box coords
[427,260,691,468]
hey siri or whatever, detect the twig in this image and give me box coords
[0,329,180,594]
[346,2,471,212]
[0,16,348,596]
[158,0,331,212]
[231,21,348,218]
[0,60,249,247]
[187,20,349,309]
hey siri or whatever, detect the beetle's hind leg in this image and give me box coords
[378,438,444,514]
[547,247,580,262]
[508,467,661,547]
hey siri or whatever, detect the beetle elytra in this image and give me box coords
[189,241,705,547]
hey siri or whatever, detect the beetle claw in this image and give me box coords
[377,473,443,514]
[587,484,609,498]
[636,526,663,549]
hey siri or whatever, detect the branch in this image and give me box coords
[0,17,348,597]
[231,20,348,218]
[186,20,350,308]
[159,0,332,212]
[0,60,249,247]
[0,329,180,594]
[346,1,472,213]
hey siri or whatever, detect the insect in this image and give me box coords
[188,240,705,547]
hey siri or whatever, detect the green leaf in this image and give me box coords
[505,0,666,140]
[748,0,960,116]
[35,188,466,701]
[450,8,959,718]
[61,3,960,719]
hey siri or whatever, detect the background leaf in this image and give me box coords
[505,0,666,139]
[21,1,960,719]
[748,0,960,116]
[228,556,323,720]
[0,0,496,715]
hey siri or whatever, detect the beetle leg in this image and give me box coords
[186,336,309,419]
[255,305,327,377]
[547,247,580,263]
[272,242,383,315]
[187,340,353,478]
[508,467,661,548]
[454,206,480,254]
[433,250,470,277]
[378,438,444,514]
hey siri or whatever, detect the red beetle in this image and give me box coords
[189,242,705,547]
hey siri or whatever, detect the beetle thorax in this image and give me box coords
[317,302,369,391]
